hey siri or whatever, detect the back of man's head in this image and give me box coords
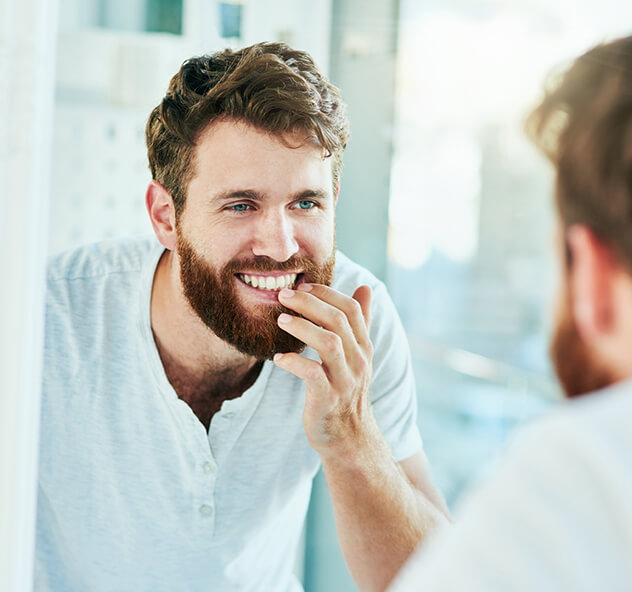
[528,36,632,397]
[146,42,349,216]
[528,35,632,270]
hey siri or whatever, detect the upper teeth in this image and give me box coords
[240,273,298,291]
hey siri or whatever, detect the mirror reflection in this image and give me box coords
[30,1,631,591]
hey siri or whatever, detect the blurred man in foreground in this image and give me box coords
[389,34,632,592]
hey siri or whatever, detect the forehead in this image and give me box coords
[190,119,333,196]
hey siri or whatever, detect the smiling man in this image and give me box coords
[36,43,448,592]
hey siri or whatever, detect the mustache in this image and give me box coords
[223,255,324,274]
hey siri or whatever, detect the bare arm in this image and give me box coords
[321,440,450,591]
[274,284,450,592]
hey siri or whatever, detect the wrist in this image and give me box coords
[316,416,392,474]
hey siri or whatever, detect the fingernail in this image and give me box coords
[273,353,284,362]
[279,288,294,298]
[297,283,312,292]
[278,313,292,324]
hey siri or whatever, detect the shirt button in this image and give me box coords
[203,462,215,475]
[199,504,214,517]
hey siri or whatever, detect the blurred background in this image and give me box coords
[29,0,632,590]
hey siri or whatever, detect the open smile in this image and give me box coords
[236,272,303,292]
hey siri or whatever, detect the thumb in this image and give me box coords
[352,285,372,329]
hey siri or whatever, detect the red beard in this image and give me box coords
[550,294,615,398]
[177,234,335,360]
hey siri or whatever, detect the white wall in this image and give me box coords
[0,0,58,590]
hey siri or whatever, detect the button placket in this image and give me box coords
[194,450,217,531]
[199,504,214,518]
[207,362,273,468]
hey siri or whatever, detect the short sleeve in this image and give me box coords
[368,281,423,462]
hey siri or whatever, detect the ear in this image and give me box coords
[334,184,340,206]
[566,224,616,341]
[146,181,178,251]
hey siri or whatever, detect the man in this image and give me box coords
[389,35,632,592]
[36,43,448,592]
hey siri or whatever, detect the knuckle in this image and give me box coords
[324,332,342,351]
[348,298,362,317]
[306,365,322,382]
[330,308,347,327]
[357,355,370,374]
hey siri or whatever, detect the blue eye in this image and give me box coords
[230,203,251,212]
[297,200,316,210]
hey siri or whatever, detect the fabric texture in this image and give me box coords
[36,236,422,592]
[389,380,632,592]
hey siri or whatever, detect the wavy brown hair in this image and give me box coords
[146,42,349,216]
[526,35,632,268]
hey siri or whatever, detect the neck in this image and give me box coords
[150,249,262,412]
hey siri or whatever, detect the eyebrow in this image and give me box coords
[214,188,331,202]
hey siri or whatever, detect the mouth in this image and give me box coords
[236,272,303,292]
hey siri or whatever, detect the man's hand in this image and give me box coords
[275,283,449,592]
[274,283,377,458]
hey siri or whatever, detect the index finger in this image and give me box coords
[296,283,372,348]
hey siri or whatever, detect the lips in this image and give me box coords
[237,272,300,291]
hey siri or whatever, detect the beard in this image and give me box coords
[550,292,615,399]
[177,233,335,360]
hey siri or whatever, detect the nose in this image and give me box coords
[251,208,299,262]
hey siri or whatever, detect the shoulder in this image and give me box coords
[391,384,632,592]
[473,384,632,511]
[514,381,632,461]
[479,386,632,545]
[46,236,162,285]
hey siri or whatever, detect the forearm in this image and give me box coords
[320,429,450,592]
[272,284,449,589]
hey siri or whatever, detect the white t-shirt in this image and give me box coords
[36,237,422,592]
[390,380,632,592]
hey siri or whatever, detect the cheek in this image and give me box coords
[551,260,571,321]
[197,223,254,261]
[299,219,335,260]
[552,284,565,329]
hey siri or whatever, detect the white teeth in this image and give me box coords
[239,273,298,291]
